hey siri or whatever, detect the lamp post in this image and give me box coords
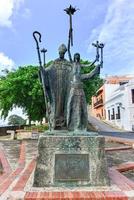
[41,48,47,67]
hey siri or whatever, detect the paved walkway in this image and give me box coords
[100,131,134,140]
[89,115,134,140]
[88,115,124,132]
[0,139,133,199]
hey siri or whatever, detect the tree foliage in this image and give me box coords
[0,66,45,123]
[8,114,26,126]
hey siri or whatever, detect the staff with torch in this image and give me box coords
[33,31,51,129]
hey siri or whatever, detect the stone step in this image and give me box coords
[0,141,21,170]
[25,140,38,163]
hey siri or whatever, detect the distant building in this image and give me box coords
[91,83,119,120]
[91,75,134,131]
[91,85,105,119]
[105,75,133,84]
[105,79,134,131]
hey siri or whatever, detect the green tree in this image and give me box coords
[8,114,26,126]
[0,66,45,124]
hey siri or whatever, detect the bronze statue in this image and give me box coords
[67,53,101,131]
[44,44,72,130]
[33,5,104,132]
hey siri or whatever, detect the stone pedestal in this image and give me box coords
[33,131,110,187]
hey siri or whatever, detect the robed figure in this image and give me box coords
[42,44,72,130]
[67,53,100,131]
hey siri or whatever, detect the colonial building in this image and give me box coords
[91,75,134,123]
[105,79,134,131]
[91,86,105,119]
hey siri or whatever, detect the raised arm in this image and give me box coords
[81,64,100,80]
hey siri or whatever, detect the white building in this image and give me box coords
[105,79,134,131]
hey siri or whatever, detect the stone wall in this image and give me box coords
[0,125,29,136]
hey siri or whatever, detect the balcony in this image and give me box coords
[94,98,103,108]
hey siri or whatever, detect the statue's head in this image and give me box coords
[74,53,80,63]
[58,44,67,59]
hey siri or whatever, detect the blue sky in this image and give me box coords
[0,0,134,76]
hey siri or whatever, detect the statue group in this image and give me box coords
[33,5,104,132]
[40,44,100,131]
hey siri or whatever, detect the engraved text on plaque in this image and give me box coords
[55,154,89,181]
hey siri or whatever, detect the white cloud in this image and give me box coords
[0,0,24,27]
[0,52,15,72]
[88,0,134,75]
[22,8,31,19]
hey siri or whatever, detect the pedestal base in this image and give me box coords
[33,131,110,187]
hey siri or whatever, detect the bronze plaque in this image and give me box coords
[55,154,89,181]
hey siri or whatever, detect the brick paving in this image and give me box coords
[12,158,36,191]
[115,162,134,173]
[0,141,26,195]
[109,168,134,191]
[105,136,134,146]
[105,145,132,152]
[0,138,133,200]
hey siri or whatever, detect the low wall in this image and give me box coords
[0,125,29,136]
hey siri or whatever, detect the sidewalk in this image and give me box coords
[102,119,126,132]
[0,137,133,199]
[105,135,134,147]
[88,115,124,132]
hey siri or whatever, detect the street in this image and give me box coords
[88,115,134,140]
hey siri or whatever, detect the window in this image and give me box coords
[108,110,110,120]
[116,106,121,119]
[111,108,115,120]
[113,108,115,119]
[132,89,134,103]
[104,109,106,118]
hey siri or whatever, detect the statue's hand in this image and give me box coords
[81,64,101,80]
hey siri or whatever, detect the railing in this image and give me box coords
[94,99,103,108]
